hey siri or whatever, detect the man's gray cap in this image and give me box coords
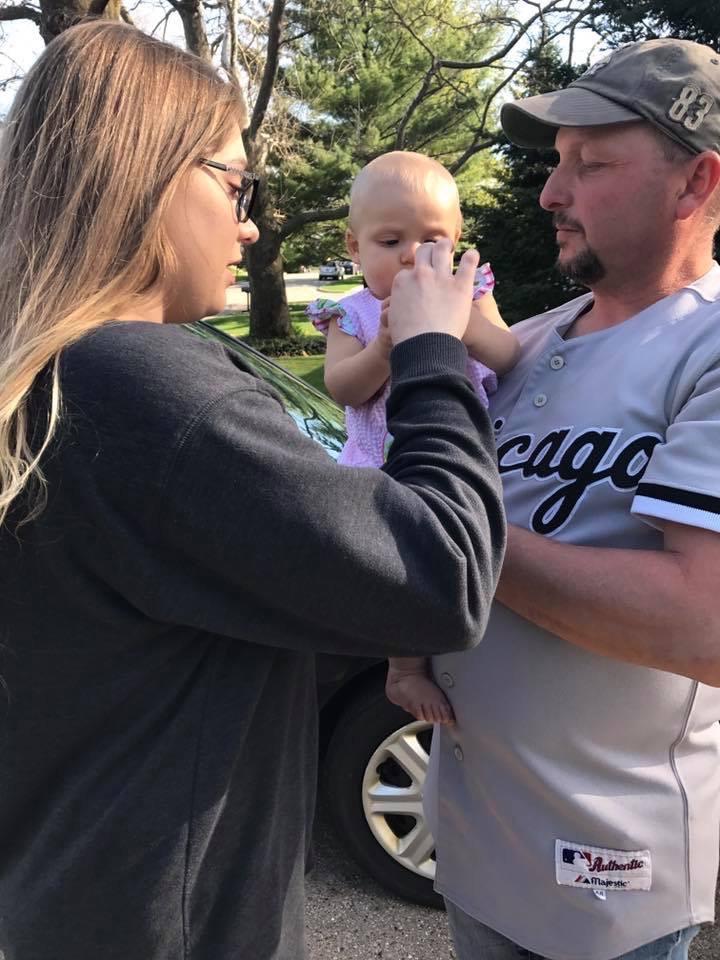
[501,38,720,155]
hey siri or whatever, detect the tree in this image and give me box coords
[0,0,599,337]
[247,0,599,338]
[464,49,587,325]
[590,0,720,258]
[591,0,720,48]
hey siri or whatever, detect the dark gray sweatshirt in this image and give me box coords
[0,322,505,960]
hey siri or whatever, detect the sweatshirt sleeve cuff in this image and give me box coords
[390,333,468,383]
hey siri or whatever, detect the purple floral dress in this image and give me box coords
[307,264,497,467]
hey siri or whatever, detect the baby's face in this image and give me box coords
[346,180,461,301]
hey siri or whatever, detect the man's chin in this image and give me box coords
[556,249,605,286]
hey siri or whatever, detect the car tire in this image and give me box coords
[322,677,443,909]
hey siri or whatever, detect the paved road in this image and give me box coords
[225,272,356,310]
[306,804,720,960]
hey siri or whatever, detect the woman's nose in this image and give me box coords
[240,218,260,245]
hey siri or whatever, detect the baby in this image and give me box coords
[307,151,519,726]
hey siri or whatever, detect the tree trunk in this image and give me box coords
[39,0,122,43]
[172,0,212,61]
[242,149,292,339]
[244,216,292,339]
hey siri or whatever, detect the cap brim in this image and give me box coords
[500,87,642,149]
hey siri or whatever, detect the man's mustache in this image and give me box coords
[553,214,583,232]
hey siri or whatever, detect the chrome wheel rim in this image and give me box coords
[361,720,436,879]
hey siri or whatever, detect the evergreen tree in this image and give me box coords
[464,50,586,325]
[592,0,720,49]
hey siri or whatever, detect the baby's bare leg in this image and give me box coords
[386,656,455,725]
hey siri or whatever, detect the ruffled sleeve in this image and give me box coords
[305,298,359,338]
[472,262,495,300]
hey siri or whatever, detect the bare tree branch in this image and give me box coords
[165,0,211,60]
[388,0,599,157]
[448,137,498,175]
[280,203,349,240]
[280,29,312,47]
[394,66,438,150]
[88,0,113,15]
[0,3,41,25]
[249,0,285,140]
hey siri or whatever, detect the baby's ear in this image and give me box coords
[345,228,360,261]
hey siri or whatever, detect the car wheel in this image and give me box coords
[322,677,443,908]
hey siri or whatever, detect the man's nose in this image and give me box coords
[539,165,571,212]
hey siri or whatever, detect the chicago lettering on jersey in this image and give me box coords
[497,428,662,534]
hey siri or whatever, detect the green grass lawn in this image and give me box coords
[208,309,320,340]
[317,276,364,296]
[278,355,328,394]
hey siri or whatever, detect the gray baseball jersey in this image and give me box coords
[425,264,720,960]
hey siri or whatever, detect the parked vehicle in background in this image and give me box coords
[318,260,345,281]
[188,319,441,908]
[341,260,355,275]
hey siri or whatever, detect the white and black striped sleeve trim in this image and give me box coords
[632,482,720,534]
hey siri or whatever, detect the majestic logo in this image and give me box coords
[496,427,662,535]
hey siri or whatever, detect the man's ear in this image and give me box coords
[345,228,360,262]
[676,151,720,221]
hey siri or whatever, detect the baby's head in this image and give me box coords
[346,151,462,300]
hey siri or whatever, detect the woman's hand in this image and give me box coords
[386,240,479,345]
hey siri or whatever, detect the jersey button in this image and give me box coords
[533,393,548,407]
[550,355,565,370]
[453,745,464,761]
[440,672,454,688]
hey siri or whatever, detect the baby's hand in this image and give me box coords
[375,301,393,355]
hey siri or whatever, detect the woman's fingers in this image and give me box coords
[430,237,454,273]
[387,244,482,344]
[454,247,480,290]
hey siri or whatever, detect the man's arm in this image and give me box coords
[496,519,720,685]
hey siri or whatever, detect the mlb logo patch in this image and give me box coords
[555,840,652,893]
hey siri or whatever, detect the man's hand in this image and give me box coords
[387,240,480,345]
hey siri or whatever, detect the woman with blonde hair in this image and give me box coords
[0,19,505,960]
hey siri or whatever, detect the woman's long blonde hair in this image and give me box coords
[0,20,246,526]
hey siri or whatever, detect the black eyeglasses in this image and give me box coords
[199,158,259,223]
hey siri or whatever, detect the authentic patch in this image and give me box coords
[555,840,651,892]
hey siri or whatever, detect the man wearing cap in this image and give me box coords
[423,38,720,960]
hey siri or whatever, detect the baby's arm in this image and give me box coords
[386,656,455,726]
[324,319,392,407]
[463,292,520,376]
